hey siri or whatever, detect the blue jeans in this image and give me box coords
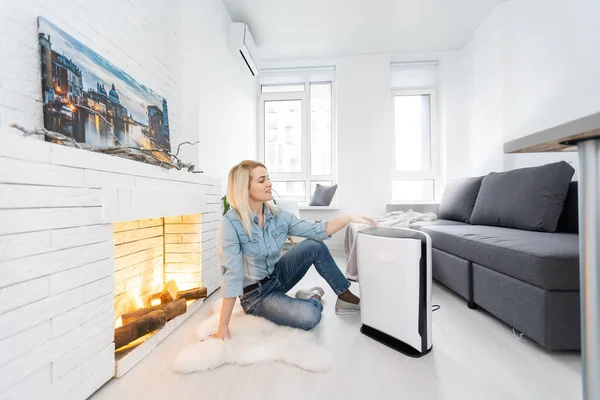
[239,239,351,330]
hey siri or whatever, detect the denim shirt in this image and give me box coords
[217,205,330,298]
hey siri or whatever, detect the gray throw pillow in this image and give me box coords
[470,161,575,232]
[438,176,484,223]
[309,184,338,206]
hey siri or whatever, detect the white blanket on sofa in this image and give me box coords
[343,210,436,281]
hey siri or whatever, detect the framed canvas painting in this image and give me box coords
[37,17,171,161]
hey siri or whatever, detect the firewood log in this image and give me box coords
[120,299,187,325]
[176,286,207,300]
[160,280,179,304]
[114,309,166,349]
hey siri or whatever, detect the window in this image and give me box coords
[394,94,431,172]
[259,74,336,206]
[390,62,438,202]
[391,89,437,201]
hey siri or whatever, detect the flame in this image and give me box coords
[150,298,161,307]
[134,296,144,310]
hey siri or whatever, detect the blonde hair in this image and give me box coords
[226,160,278,235]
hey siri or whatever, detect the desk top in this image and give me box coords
[504,112,600,154]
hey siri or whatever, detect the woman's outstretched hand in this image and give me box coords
[347,215,379,227]
[210,325,231,340]
[327,214,379,236]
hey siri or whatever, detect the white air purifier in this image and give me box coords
[357,227,432,357]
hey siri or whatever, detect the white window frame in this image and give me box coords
[258,81,338,207]
[390,88,440,201]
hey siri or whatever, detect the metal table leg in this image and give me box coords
[577,138,600,400]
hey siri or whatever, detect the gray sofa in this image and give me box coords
[388,162,580,351]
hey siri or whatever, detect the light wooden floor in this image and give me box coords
[91,256,582,400]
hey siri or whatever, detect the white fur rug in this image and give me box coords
[172,300,333,373]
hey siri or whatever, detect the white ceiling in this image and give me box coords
[223,0,500,60]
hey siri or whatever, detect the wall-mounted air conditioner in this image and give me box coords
[228,23,260,77]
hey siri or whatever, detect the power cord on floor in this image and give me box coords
[432,304,441,312]
[512,328,524,340]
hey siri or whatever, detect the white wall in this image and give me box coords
[435,4,508,178]
[503,0,600,142]
[461,0,600,178]
[437,44,474,180]
[180,0,258,188]
[501,0,599,177]
[469,3,506,176]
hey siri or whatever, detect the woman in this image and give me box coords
[211,160,377,340]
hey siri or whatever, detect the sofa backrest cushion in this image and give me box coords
[470,161,575,232]
[438,176,484,223]
[556,181,579,234]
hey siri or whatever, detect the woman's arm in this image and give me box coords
[212,216,244,340]
[210,297,236,340]
[217,217,245,298]
[284,212,378,241]
[326,215,378,236]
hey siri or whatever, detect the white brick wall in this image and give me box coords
[0,134,220,397]
[0,1,228,398]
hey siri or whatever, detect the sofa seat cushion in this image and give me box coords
[420,225,579,290]
[409,219,468,230]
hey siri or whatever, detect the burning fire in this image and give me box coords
[134,294,144,310]
[150,298,161,307]
[113,215,204,335]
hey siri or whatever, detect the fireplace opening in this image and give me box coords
[112,214,208,376]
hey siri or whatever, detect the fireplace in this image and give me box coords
[0,134,221,398]
[111,214,214,376]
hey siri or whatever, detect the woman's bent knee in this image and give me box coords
[305,239,328,253]
[298,307,322,330]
